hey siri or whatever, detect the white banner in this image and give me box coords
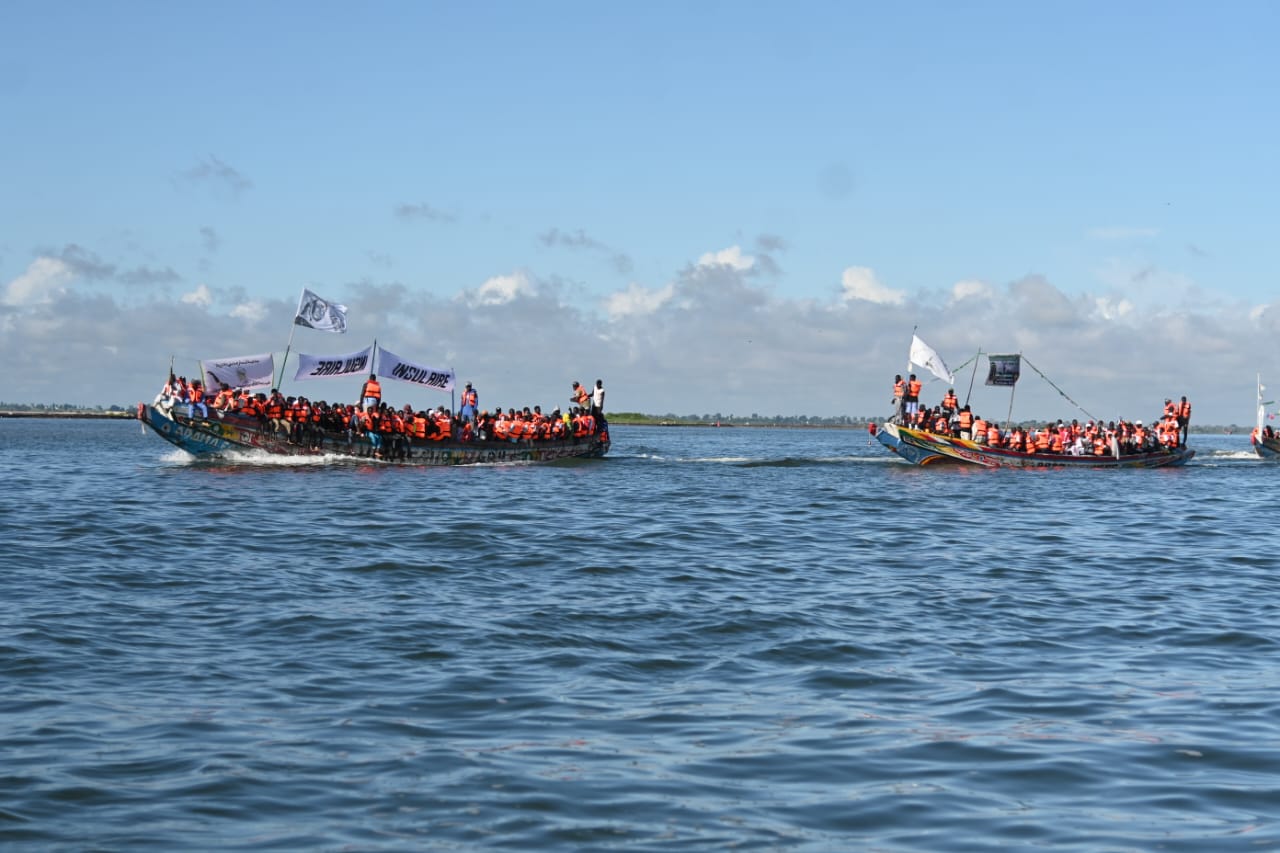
[909,334,955,384]
[376,346,454,393]
[293,346,374,381]
[294,288,348,333]
[202,353,275,391]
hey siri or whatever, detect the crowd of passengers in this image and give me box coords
[157,375,605,459]
[891,378,1191,455]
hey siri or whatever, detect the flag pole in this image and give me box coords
[1004,351,1020,430]
[963,348,981,409]
[278,286,308,390]
[907,325,917,376]
[360,339,377,407]
[277,323,298,391]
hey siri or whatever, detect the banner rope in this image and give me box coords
[1022,357,1098,423]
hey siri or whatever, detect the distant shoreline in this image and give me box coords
[0,410,1245,433]
[0,411,134,419]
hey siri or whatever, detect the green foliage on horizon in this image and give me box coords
[0,402,128,413]
[0,403,1248,432]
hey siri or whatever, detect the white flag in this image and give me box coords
[294,288,348,333]
[202,353,275,391]
[909,334,955,384]
[376,346,455,393]
[294,346,373,381]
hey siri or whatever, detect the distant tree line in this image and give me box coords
[0,403,1246,432]
[605,411,1242,432]
[0,402,128,413]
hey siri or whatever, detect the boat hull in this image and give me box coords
[1253,434,1280,460]
[883,424,1194,469]
[137,403,610,465]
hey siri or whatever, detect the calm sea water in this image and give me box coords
[2,419,1277,851]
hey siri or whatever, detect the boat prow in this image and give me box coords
[876,422,959,465]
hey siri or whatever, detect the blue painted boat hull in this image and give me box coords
[137,404,610,465]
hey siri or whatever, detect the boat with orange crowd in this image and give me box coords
[875,335,1194,469]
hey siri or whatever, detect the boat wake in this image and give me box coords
[1195,448,1264,463]
[626,452,900,466]
[161,448,381,467]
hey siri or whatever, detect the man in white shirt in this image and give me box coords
[591,380,605,419]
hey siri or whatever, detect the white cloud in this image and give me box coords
[1093,295,1135,321]
[604,282,674,319]
[697,246,755,272]
[471,271,533,306]
[0,243,1267,424]
[182,284,213,307]
[3,257,73,306]
[839,266,905,306]
[950,279,995,303]
[229,301,267,323]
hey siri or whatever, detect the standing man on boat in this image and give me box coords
[591,380,605,420]
[571,381,590,410]
[460,382,479,425]
[1178,396,1192,445]
[891,375,905,423]
[904,374,922,419]
[360,374,381,410]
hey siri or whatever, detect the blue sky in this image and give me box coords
[2,2,1277,423]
